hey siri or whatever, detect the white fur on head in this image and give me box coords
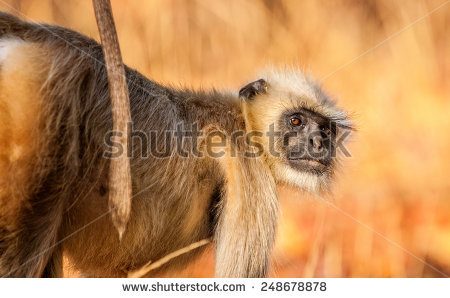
[259,67,352,127]
[241,67,353,194]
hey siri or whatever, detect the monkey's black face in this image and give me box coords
[280,108,336,175]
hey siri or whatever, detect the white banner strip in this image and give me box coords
[1,278,449,298]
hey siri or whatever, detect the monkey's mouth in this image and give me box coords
[289,157,326,165]
[288,157,328,166]
[287,157,330,175]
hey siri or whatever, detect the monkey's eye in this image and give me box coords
[290,117,302,126]
[320,126,331,135]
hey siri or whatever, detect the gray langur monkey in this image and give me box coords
[0,12,353,277]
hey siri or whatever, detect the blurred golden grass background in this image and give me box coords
[2,0,449,277]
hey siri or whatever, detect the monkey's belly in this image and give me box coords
[62,185,215,277]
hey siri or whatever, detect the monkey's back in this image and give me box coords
[0,12,239,276]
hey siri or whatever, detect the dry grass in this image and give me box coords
[2,0,449,277]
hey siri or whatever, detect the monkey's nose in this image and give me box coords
[309,135,323,151]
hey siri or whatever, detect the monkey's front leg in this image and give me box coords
[214,155,279,277]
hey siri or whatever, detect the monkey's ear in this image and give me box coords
[239,79,268,100]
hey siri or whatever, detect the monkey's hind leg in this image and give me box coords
[0,39,64,277]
